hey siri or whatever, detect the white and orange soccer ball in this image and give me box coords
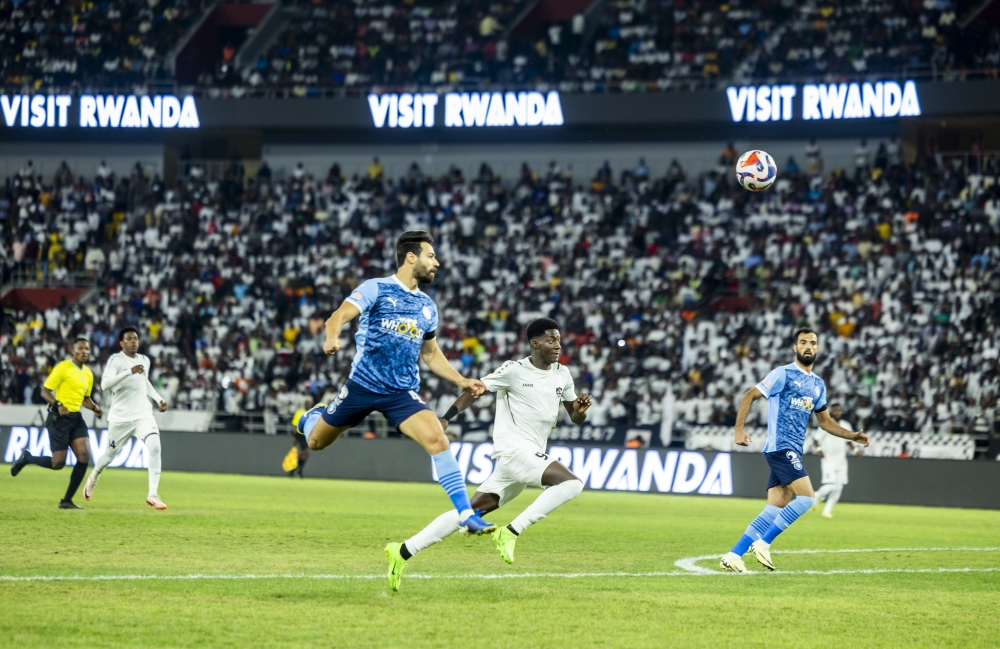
[735,150,777,191]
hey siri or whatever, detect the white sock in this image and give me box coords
[145,434,162,497]
[509,479,583,535]
[815,484,834,503]
[403,510,462,557]
[90,440,118,482]
[823,485,843,515]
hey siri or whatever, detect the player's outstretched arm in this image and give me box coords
[102,357,144,391]
[816,410,869,446]
[439,392,479,431]
[323,301,361,355]
[563,394,593,425]
[734,387,764,446]
[419,339,486,396]
[146,379,168,412]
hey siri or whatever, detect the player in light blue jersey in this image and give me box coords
[720,328,869,572]
[296,231,496,535]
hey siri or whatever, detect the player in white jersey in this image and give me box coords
[383,318,593,590]
[84,327,169,509]
[807,402,862,518]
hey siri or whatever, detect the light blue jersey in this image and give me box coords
[756,363,827,454]
[344,275,439,394]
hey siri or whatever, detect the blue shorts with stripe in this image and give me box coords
[321,379,430,431]
[765,449,809,489]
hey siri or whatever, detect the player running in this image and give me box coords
[720,328,869,573]
[808,402,862,518]
[296,231,495,535]
[383,318,593,591]
[84,327,169,509]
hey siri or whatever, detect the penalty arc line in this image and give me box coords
[675,546,1000,574]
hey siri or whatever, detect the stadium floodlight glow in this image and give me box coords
[726,81,921,122]
[367,91,564,128]
[0,94,199,128]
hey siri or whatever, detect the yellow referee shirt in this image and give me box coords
[43,360,94,412]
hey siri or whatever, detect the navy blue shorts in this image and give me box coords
[765,450,809,489]
[321,380,430,431]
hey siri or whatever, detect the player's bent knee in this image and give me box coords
[424,433,449,455]
[563,479,584,498]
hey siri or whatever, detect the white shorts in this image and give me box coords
[476,448,559,507]
[821,464,848,486]
[107,415,159,453]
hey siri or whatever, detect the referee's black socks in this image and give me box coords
[63,462,87,503]
[25,454,53,469]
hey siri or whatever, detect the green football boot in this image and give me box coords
[384,542,408,592]
[492,526,517,564]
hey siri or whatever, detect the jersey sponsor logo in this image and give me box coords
[379,318,425,341]
[522,383,534,387]
[786,450,803,470]
[789,396,815,412]
[761,378,772,388]
[350,291,363,301]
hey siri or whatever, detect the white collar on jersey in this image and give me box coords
[390,274,419,294]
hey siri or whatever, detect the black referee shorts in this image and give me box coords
[292,432,308,450]
[46,411,89,452]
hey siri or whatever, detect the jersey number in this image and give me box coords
[535,452,549,461]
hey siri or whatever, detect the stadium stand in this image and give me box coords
[207,0,1000,96]
[0,0,204,94]
[2,141,998,443]
[2,0,997,96]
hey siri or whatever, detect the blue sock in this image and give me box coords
[762,496,815,544]
[432,451,474,521]
[731,504,782,555]
[299,408,323,438]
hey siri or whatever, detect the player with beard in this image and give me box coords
[295,231,495,535]
[720,329,870,573]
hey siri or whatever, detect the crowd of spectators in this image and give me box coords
[210,0,1000,97]
[2,0,997,96]
[2,139,999,438]
[0,0,204,95]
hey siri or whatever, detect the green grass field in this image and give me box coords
[1,468,998,648]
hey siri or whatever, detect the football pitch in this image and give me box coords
[1,469,998,648]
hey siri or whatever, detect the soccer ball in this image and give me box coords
[735,150,777,192]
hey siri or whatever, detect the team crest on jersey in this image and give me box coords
[422,306,432,319]
[556,387,563,396]
[814,386,821,397]
[789,396,815,412]
[786,450,803,470]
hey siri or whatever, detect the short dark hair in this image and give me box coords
[792,328,817,344]
[396,231,433,267]
[72,336,89,346]
[526,318,560,341]
[118,326,139,342]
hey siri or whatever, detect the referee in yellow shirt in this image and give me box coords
[11,337,104,509]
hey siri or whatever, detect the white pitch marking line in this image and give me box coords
[1,547,998,583]
[675,546,1000,575]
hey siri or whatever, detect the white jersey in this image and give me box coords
[811,418,853,482]
[101,352,164,423]
[481,358,578,457]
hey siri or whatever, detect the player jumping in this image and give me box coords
[720,328,869,573]
[84,327,169,509]
[383,318,593,591]
[296,231,496,535]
